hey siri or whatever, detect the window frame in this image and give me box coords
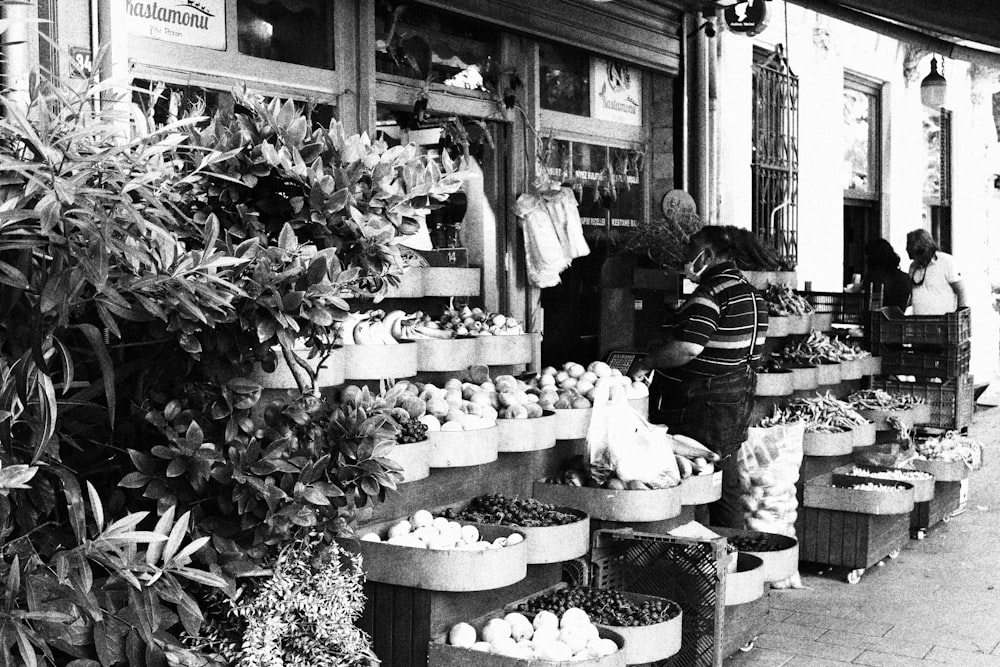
[843,70,883,203]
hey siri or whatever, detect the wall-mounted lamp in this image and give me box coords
[920,57,948,109]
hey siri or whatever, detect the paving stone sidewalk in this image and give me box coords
[726,405,1000,666]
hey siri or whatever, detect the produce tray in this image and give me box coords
[427,426,500,468]
[723,553,765,606]
[851,421,876,448]
[417,337,479,372]
[863,356,882,376]
[803,473,915,515]
[386,440,432,483]
[868,306,971,346]
[811,312,834,331]
[910,457,970,482]
[681,471,723,506]
[249,345,345,389]
[504,583,683,665]
[478,333,538,366]
[428,611,627,667]
[790,365,819,391]
[765,316,789,338]
[833,464,935,503]
[532,480,683,523]
[496,412,558,453]
[755,371,794,396]
[870,375,974,430]
[343,341,418,379]
[344,521,527,592]
[786,313,812,335]
[816,361,841,385]
[711,529,798,584]
[839,358,865,380]
[876,341,971,379]
[590,529,730,667]
[553,407,592,440]
[448,505,591,565]
[802,429,854,457]
[803,291,865,326]
[857,405,928,431]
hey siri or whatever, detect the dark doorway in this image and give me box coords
[844,201,878,285]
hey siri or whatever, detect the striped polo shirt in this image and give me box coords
[662,261,769,382]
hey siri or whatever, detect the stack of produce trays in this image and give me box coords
[758,392,875,456]
[848,389,931,430]
[779,331,877,385]
[440,494,590,564]
[713,529,799,584]
[763,284,814,335]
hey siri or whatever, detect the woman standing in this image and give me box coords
[862,238,911,310]
[906,229,967,315]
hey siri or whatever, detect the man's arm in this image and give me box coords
[637,340,705,376]
[951,279,968,309]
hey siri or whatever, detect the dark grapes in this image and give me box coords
[729,534,786,552]
[451,494,581,528]
[397,417,428,444]
[517,586,680,627]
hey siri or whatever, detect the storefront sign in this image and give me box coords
[724,0,770,36]
[127,0,226,51]
[591,57,642,127]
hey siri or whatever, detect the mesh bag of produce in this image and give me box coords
[738,422,805,588]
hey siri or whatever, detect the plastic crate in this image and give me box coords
[802,291,866,325]
[868,307,971,346]
[869,374,974,430]
[590,529,729,667]
[876,341,971,379]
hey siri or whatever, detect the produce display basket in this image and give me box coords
[811,312,834,331]
[590,529,732,667]
[839,358,865,380]
[870,375,974,430]
[386,440,432,483]
[857,405,927,431]
[786,313,812,335]
[910,457,970,482]
[789,365,819,391]
[553,407,593,440]
[343,522,527,592]
[250,346,345,389]
[681,471,723,506]
[864,356,882,376]
[803,291,865,326]
[532,480,683,523]
[868,306,971,346]
[455,506,590,565]
[711,529,798,584]
[802,429,854,457]
[496,412,558,453]
[343,341,418,379]
[876,341,971,379]
[722,553,765,607]
[477,333,538,366]
[803,473,915,515]
[765,316,789,338]
[504,583,683,664]
[426,426,500,468]
[423,266,481,296]
[754,370,794,396]
[816,361,841,385]
[416,337,479,372]
[833,464,935,503]
[851,421,876,448]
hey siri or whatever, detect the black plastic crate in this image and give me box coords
[869,374,974,430]
[591,529,728,667]
[803,291,866,325]
[877,341,971,379]
[868,307,971,346]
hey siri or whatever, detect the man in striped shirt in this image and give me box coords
[633,226,768,527]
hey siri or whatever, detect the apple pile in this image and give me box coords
[528,361,649,410]
[360,509,524,551]
[339,378,498,433]
[447,609,619,661]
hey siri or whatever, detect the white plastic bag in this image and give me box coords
[587,382,680,488]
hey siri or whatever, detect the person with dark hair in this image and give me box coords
[862,238,911,310]
[631,225,768,527]
[905,229,966,315]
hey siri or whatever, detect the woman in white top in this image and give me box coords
[905,229,967,315]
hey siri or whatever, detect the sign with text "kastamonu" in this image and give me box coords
[127,0,226,51]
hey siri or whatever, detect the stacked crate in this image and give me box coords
[867,307,974,431]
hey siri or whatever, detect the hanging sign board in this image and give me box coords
[126,0,227,51]
[724,0,770,36]
[591,57,642,127]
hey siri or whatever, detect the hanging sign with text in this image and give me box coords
[126,0,226,51]
[591,57,642,126]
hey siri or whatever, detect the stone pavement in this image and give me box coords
[727,405,1000,667]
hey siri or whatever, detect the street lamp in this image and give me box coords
[920,57,948,109]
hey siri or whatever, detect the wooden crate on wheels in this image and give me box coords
[911,481,962,540]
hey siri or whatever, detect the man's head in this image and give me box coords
[905,229,938,265]
[683,226,734,282]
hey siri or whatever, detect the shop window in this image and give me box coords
[237,0,335,70]
[539,42,590,116]
[751,46,799,266]
[924,108,952,252]
[374,2,498,92]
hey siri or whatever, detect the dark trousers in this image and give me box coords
[649,367,756,528]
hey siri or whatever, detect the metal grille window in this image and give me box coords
[752,46,799,267]
[924,107,952,252]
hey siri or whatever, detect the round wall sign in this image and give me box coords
[724,0,770,36]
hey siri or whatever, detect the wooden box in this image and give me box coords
[755,371,794,397]
[387,440,432,483]
[553,407,592,440]
[417,338,479,372]
[343,341,418,379]
[532,480,682,523]
[723,553,765,606]
[797,506,910,571]
[344,521,527,592]
[681,471,723,506]
[478,333,537,366]
[427,426,500,468]
[496,413,558,453]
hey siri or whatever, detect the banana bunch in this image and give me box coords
[339,310,404,346]
[396,311,455,341]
